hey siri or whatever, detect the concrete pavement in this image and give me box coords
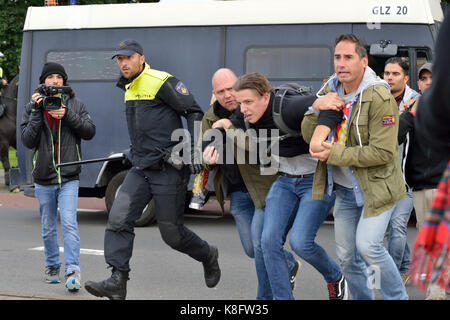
[0,170,434,301]
[0,170,104,300]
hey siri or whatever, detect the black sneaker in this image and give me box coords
[327,274,348,300]
[203,245,221,288]
[290,259,302,292]
[84,269,129,300]
[44,266,60,284]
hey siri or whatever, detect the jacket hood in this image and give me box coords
[318,66,389,96]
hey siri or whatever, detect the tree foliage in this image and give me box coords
[0,0,158,81]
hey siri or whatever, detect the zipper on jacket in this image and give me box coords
[32,150,38,173]
[76,144,81,161]
[57,119,62,185]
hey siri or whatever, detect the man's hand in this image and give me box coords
[312,92,345,112]
[0,79,6,87]
[31,92,43,106]
[212,118,232,129]
[400,99,416,113]
[410,97,420,114]
[189,148,203,174]
[48,105,67,120]
[310,139,333,162]
[203,145,219,166]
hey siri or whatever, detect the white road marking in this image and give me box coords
[28,246,104,256]
[76,209,105,213]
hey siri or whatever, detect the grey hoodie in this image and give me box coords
[318,66,390,188]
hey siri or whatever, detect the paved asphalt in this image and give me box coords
[0,170,438,303]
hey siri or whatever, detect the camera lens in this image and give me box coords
[43,96,61,110]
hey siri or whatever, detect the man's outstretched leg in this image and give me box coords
[85,168,151,300]
[153,166,220,288]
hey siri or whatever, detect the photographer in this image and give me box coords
[20,62,96,293]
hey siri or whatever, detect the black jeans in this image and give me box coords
[104,165,210,272]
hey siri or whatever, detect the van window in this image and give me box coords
[245,47,332,80]
[46,50,118,81]
[369,47,410,78]
[416,48,431,71]
[368,46,431,91]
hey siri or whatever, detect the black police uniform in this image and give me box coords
[105,63,210,273]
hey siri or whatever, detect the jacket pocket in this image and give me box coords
[60,144,81,177]
[367,164,394,208]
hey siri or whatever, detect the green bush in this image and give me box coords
[0,148,18,170]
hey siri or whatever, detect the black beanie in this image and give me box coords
[39,62,68,84]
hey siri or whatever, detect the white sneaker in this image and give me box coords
[65,272,82,292]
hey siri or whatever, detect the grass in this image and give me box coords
[0,147,18,169]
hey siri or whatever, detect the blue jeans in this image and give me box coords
[333,184,408,300]
[229,191,296,300]
[35,180,81,277]
[261,175,340,300]
[387,191,413,274]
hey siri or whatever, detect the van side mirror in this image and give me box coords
[369,40,398,57]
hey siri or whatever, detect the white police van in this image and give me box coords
[15,0,446,225]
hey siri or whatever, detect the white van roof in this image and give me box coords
[23,0,444,31]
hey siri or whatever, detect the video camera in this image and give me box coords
[37,84,72,110]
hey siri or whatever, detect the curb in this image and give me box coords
[0,290,100,300]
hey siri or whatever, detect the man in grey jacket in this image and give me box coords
[383,57,420,285]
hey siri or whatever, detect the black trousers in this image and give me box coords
[104,165,210,272]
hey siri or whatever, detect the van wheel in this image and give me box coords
[105,170,156,227]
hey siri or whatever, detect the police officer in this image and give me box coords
[84,40,220,300]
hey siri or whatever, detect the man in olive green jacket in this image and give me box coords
[201,68,298,299]
[301,34,407,300]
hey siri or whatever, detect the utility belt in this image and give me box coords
[141,147,186,171]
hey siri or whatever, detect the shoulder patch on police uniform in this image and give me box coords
[175,81,189,95]
[382,115,395,126]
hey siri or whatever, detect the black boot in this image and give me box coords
[84,268,129,300]
[202,245,221,288]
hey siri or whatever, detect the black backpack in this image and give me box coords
[244,83,312,141]
[272,83,312,138]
